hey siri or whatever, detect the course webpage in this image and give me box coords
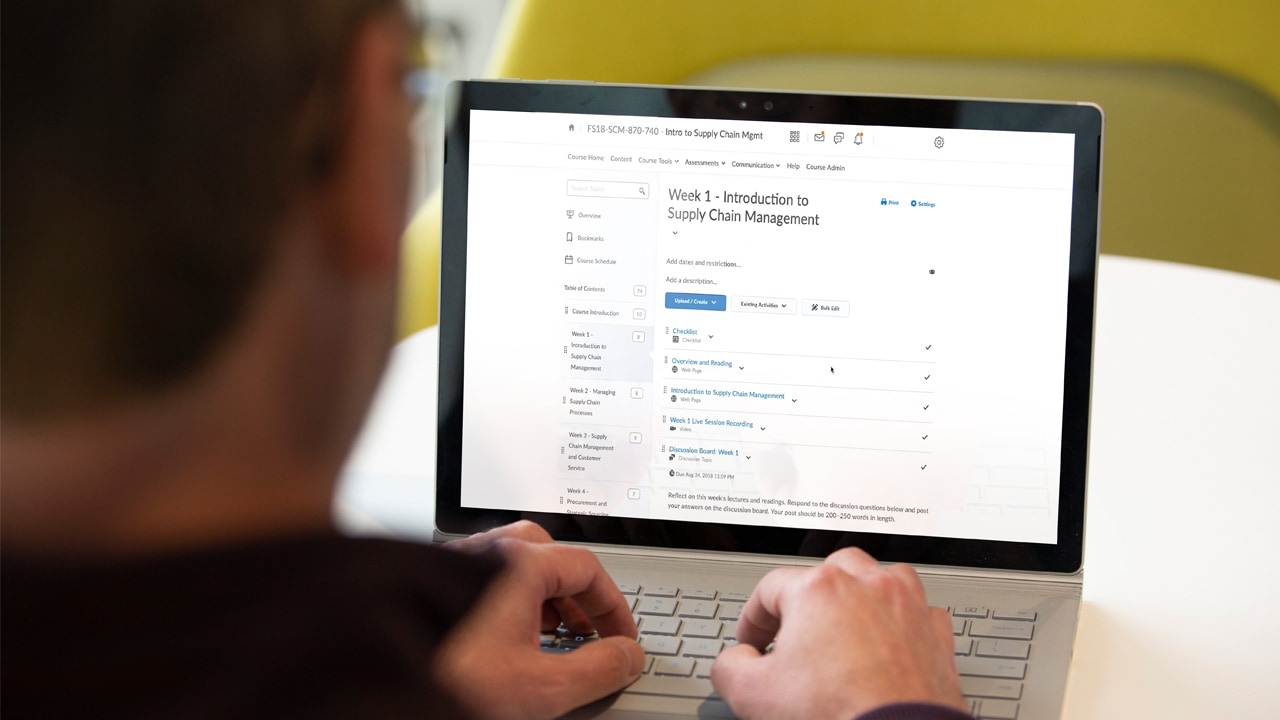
[459,108,1075,544]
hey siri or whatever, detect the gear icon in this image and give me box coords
[934,136,945,149]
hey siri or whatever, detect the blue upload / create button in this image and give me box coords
[665,292,727,311]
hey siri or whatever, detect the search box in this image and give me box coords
[567,179,650,200]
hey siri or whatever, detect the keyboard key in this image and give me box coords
[678,600,719,619]
[951,617,967,636]
[978,699,1020,719]
[643,656,654,674]
[682,620,723,639]
[627,596,637,612]
[617,583,641,595]
[719,602,744,620]
[640,616,681,636]
[956,657,1027,680]
[954,605,989,618]
[643,585,680,598]
[682,639,724,658]
[694,659,714,679]
[992,609,1037,622]
[954,637,973,656]
[960,677,1022,700]
[682,588,718,600]
[975,639,1031,659]
[721,591,751,602]
[969,620,1034,641]
[723,621,738,641]
[639,636,682,656]
[654,657,696,677]
[626,674,717,699]
[637,597,679,616]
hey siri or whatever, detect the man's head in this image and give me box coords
[3,0,408,418]
[2,0,416,552]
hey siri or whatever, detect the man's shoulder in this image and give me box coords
[1,532,499,719]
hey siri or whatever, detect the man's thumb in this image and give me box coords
[709,642,764,708]
[533,636,644,716]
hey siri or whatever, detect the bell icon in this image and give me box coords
[853,132,864,145]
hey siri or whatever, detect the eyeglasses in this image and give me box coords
[403,17,462,112]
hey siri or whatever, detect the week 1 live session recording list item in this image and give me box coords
[459,110,1076,544]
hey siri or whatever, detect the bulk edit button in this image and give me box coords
[801,299,850,318]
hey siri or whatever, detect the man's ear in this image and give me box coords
[321,7,413,278]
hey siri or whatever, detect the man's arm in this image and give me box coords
[712,547,969,720]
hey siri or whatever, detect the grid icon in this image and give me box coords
[789,130,800,143]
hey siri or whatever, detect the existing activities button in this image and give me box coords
[665,292,727,312]
[801,299,850,318]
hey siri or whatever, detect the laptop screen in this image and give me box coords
[437,82,1100,573]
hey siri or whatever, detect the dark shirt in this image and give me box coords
[2,533,971,720]
[2,533,500,719]
[859,703,974,720]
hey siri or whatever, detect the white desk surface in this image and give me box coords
[336,254,1280,719]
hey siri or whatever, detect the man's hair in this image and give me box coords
[2,0,398,421]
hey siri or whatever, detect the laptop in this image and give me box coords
[434,80,1102,719]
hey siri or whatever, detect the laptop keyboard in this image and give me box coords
[540,584,1038,720]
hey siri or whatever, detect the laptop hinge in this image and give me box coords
[583,542,1083,588]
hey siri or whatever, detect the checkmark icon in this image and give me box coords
[925,344,932,350]
[921,464,928,470]
[923,404,930,410]
[922,434,928,440]
[924,374,931,380]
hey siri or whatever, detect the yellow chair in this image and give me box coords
[398,0,1280,339]
[398,191,441,340]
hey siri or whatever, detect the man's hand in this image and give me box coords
[712,547,966,720]
[435,522,644,719]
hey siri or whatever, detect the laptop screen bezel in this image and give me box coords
[436,80,1098,574]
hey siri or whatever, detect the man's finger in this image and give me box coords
[735,567,806,650]
[541,601,561,632]
[523,636,643,718]
[710,641,766,710]
[446,520,553,553]
[552,597,595,635]
[883,562,929,604]
[822,546,881,577]
[929,606,954,650]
